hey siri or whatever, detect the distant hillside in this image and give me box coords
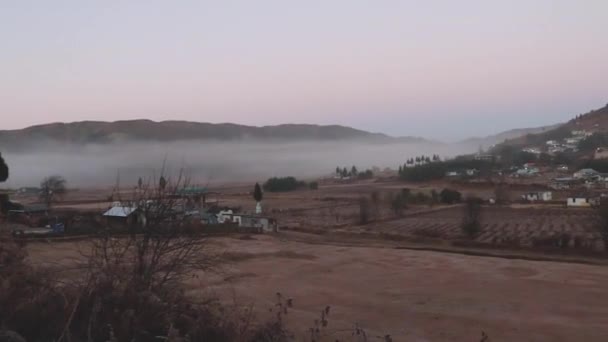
[459,124,561,149]
[0,120,431,151]
[495,103,608,149]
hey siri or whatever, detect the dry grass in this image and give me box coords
[220,250,317,262]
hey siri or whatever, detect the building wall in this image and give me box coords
[567,198,591,207]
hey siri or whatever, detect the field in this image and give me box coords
[343,206,603,251]
[10,178,608,340]
[26,234,608,341]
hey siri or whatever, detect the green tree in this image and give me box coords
[440,188,462,204]
[0,153,8,183]
[263,177,304,192]
[351,165,358,176]
[0,154,9,213]
[253,182,263,202]
[40,175,67,208]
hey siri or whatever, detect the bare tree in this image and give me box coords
[386,192,406,217]
[462,196,483,239]
[66,169,228,340]
[595,202,608,252]
[494,184,510,205]
[358,196,371,224]
[370,191,381,220]
[39,175,67,208]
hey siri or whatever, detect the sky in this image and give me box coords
[1,0,607,141]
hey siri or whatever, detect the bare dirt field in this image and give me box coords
[343,206,602,250]
[26,234,608,341]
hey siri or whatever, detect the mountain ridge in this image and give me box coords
[0,120,432,152]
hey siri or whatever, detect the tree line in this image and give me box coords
[398,157,492,182]
[334,165,374,179]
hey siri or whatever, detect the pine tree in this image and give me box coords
[253,182,263,202]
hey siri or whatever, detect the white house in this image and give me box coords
[566,197,593,208]
[514,167,539,177]
[216,211,278,233]
[565,137,584,145]
[465,169,479,176]
[522,191,552,202]
[217,210,235,223]
[522,147,542,155]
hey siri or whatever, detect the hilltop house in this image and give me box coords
[595,148,608,160]
[445,171,460,177]
[514,166,539,177]
[550,177,577,190]
[522,147,542,155]
[573,168,600,180]
[565,137,584,145]
[474,154,494,162]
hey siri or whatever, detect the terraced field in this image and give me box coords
[350,206,604,251]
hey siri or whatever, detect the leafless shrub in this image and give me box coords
[493,185,510,205]
[411,227,442,239]
[0,232,66,341]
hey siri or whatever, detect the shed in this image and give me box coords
[103,206,143,226]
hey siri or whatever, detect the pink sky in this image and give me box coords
[1,0,607,140]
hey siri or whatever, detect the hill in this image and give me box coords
[0,120,430,151]
[494,103,608,149]
[459,124,561,149]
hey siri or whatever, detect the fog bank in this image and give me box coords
[2,140,476,187]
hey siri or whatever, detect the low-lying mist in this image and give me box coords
[2,140,476,188]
